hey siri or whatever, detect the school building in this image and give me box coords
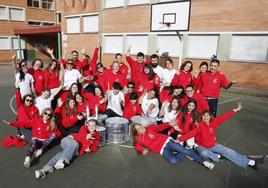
[0,0,268,88]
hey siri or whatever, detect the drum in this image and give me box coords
[96,126,106,147]
[96,114,108,127]
[105,117,129,144]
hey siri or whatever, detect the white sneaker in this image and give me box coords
[35,169,46,179]
[54,160,65,170]
[203,161,215,170]
[24,156,31,168]
[34,149,43,158]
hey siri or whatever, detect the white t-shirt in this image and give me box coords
[107,91,125,116]
[15,72,34,98]
[141,93,159,118]
[162,69,177,84]
[35,96,54,115]
[162,104,179,123]
[153,65,164,82]
[63,69,82,90]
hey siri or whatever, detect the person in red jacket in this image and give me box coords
[197,58,237,117]
[178,103,265,170]
[3,108,59,168]
[110,53,129,79]
[168,99,198,148]
[170,61,193,90]
[103,61,128,92]
[95,63,108,90]
[123,92,143,120]
[54,98,85,136]
[15,90,39,142]
[124,81,136,104]
[159,85,185,104]
[133,123,214,169]
[28,58,45,96]
[35,119,100,179]
[185,85,209,114]
[192,61,208,89]
[137,64,160,94]
[44,60,62,96]
[126,46,150,83]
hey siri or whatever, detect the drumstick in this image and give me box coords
[86,105,90,121]
[95,105,98,120]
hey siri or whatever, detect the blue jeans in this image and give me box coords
[47,136,79,167]
[195,143,250,168]
[162,140,205,165]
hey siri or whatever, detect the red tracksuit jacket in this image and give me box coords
[197,71,229,98]
[134,123,171,154]
[123,101,143,120]
[71,125,100,155]
[83,47,99,77]
[10,117,60,140]
[169,112,194,136]
[171,70,192,90]
[28,68,45,96]
[16,91,39,121]
[126,56,150,83]
[109,62,129,79]
[44,70,60,89]
[102,70,127,92]
[137,73,160,93]
[54,106,79,128]
[83,93,106,115]
[178,110,235,148]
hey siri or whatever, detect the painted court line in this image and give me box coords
[9,95,17,115]
[218,98,240,105]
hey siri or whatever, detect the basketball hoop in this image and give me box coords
[158,22,171,30]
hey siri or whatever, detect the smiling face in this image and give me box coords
[24,96,33,106]
[135,124,146,134]
[43,109,53,121]
[112,62,120,73]
[42,90,51,99]
[33,60,42,70]
[171,99,179,110]
[166,60,173,70]
[50,61,57,70]
[200,65,208,73]
[87,120,96,132]
[137,56,144,64]
[75,94,83,103]
[202,112,212,124]
[143,66,150,74]
[187,102,196,112]
[184,63,192,72]
[210,62,219,73]
[173,88,183,96]
[71,84,78,94]
[148,90,156,99]
[72,51,79,61]
[185,87,194,98]
[95,87,101,96]
[68,99,76,109]
[21,62,28,73]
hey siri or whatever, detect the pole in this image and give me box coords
[176,31,183,68]
[18,34,22,60]
[57,32,62,60]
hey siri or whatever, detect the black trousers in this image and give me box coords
[206,98,218,117]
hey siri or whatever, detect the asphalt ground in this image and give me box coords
[0,66,267,188]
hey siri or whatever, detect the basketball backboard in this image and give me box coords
[150,0,191,32]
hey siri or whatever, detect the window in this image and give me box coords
[9,8,25,21]
[159,0,180,2]
[83,15,99,33]
[0,37,10,50]
[43,22,54,26]
[126,35,148,55]
[11,38,26,50]
[187,35,219,59]
[105,0,124,8]
[56,13,61,24]
[157,35,181,57]
[42,0,54,10]
[66,17,80,33]
[27,0,40,8]
[128,0,150,6]
[28,21,41,26]
[104,35,123,53]
[0,6,8,20]
[230,35,268,62]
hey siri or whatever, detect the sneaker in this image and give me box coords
[54,160,65,170]
[35,169,46,179]
[43,165,54,173]
[24,156,31,168]
[203,161,215,170]
[34,149,43,158]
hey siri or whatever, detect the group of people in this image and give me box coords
[2,43,264,179]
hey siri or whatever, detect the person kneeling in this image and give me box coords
[35,119,100,179]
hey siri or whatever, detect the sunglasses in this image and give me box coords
[21,64,26,67]
[25,99,33,102]
[44,112,52,117]
[97,66,103,69]
[67,63,73,65]
[127,86,134,88]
